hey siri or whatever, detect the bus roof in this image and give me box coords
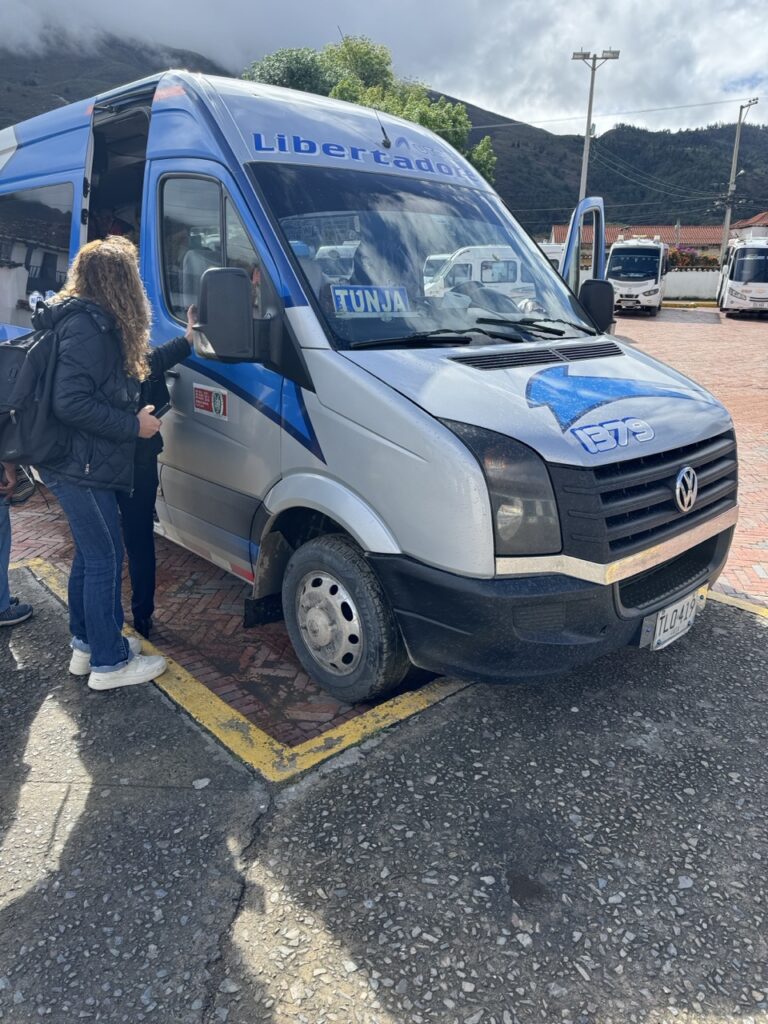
[3,70,489,194]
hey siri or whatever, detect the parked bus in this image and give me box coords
[0,72,737,700]
[606,235,669,316]
[717,237,768,315]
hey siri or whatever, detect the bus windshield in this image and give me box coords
[249,164,594,348]
[607,248,661,282]
[731,249,768,284]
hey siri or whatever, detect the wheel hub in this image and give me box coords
[296,571,363,676]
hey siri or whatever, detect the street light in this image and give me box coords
[719,97,759,265]
[572,49,620,202]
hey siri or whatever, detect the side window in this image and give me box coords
[0,183,73,330]
[445,262,471,287]
[161,177,264,320]
[161,177,221,318]
[481,259,518,284]
[224,197,263,318]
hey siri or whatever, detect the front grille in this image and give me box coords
[618,537,718,611]
[453,340,622,371]
[549,431,738,563]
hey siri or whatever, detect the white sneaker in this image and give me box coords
[69,636,143,676]
[88,653,167,692]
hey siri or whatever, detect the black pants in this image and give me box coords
[116,458,159,624]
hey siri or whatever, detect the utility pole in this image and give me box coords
[572,49,620,202]
[719,97,758,265]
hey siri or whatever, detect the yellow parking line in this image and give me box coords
[709,590,768,618]
[12,557,470,782]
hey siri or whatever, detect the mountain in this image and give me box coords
[2,38,766,236]
[440,93,768,234]
[0,36,228,129]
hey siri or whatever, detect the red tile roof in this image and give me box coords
[733,211,768,228]
[549,223,723,245]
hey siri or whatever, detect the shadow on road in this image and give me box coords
[0,570,272,1023]
[217,601,768,1023]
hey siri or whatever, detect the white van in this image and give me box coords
[423,245,536,304]
[606,235,669,315]
[540,242,564,272]
[1,72,738,701]
[717,237,768,314]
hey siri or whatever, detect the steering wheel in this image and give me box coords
[447,281,522,314]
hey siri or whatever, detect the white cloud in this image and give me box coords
[1,0,765,133]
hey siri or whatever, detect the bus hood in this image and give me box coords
[343,339,732,467]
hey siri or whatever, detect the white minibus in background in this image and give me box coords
[606,235,669,316]
[718,237,768,315]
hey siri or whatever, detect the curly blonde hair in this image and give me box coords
[58,236,150,380]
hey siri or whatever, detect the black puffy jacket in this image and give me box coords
[39,298,140,492]
[135,335,191,466]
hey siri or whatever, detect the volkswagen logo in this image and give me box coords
[675,466,698,513]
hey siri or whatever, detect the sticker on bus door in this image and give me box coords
[193,383,228,420]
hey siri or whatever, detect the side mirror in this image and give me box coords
[195,268,255,363]
[579,279,615,334]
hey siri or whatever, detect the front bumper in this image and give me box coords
[368,528,733,684]
[615,295,658,310]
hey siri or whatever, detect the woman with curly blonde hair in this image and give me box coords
[37,236,168,690]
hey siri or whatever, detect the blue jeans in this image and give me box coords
[0,499,10,613]
[41,471,130,671]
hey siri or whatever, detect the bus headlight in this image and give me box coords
[444,421,561,555]
[730,288,747,300]
[642,288,660,296]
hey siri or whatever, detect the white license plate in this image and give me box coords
[752,300,768,307]
[651,586,708,650]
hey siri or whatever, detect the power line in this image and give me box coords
[589,149,722,199]
[466,94,768,132]
[508,196,727,213]
[590,142,721,198]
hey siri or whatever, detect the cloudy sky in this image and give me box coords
[2,0,766,134]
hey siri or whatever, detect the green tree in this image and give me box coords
[243,47,334,96]
[243,37,496,182]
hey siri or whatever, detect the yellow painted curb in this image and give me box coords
[11,557,471,782]
[709,591,768,618]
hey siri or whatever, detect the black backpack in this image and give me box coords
[0,304,68,466]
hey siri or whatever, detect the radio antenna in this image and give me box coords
[373,107,392,149]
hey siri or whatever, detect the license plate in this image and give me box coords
[752,300,768,307]
[650,586,708,650]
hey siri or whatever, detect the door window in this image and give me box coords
[0,183,73,329]
[444,262,471,287]
[161,176,263,319]
[481,259,518,284]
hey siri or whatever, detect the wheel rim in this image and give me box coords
[295,571,364,676]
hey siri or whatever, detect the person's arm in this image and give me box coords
[147,305,195,377]
[52,317,139,443]
[147,335,192,377]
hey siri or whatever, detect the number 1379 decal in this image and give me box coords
[571,417,655,454]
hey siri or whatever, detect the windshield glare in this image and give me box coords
[249,164,594,347]
[607,248,660,282]
[732,250,768,284]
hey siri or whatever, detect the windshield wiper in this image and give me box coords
[477,316,597,337]
[348,327,526,349]
[476,317,565,337]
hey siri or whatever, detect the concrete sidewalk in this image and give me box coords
[0,569,268,1023]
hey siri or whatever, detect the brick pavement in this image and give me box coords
[616,308,767,605]
[8,307,766,744]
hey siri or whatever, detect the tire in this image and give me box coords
[282,534,410,702]
[648,306,659,317]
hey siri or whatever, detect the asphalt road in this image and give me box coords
[2,571,767,1024]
